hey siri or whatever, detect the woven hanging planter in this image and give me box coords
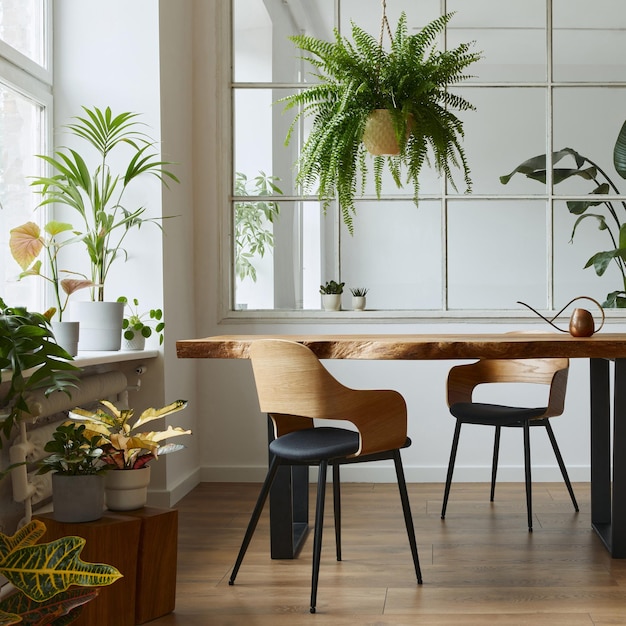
[362,109,414,156]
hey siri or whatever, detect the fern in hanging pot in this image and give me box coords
[281,8,481,233]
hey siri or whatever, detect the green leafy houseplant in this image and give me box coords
[9,221,93,321]
[37,421,107,476]
[0,298,78,446]
[350,287,368,297]
[281,11,480,233]
[320,280,345,295]
[117,297,165,345]
[69,399,190,470]
[0,518,121,625]
[235,171,282,282]
[30,106,179,302]
[500,120,626,307]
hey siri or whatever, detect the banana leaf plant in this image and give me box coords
[500,120,626,307]
[0,518,121,625]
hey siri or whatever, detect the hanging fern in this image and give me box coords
[281,11,481,234]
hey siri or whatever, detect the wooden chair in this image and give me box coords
[228,339,422,613]
[441,357,579,532]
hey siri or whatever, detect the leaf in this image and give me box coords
[1,534,122,603]
[133,400,188,429]
[0,586,98,626]
[614,119,626,179]
[9,222,43,271]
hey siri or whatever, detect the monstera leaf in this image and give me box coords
[0,520,121,625]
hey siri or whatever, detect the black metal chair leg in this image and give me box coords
[442,421,462,519]
[544,420,579,512]
[523,421,533,532]
[310,460,328,614]
[332,463,342,561]
[229,456,281,585]
[490,425,501,502]
[393,450,422,584]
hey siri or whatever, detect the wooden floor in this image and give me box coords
[151,481,626,625]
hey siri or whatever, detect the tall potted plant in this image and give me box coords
[30,106,179,350]
[9,220,93,355]
[281,10,481,233]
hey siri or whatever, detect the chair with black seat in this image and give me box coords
[228,338,422,614]
[441,357,579,532]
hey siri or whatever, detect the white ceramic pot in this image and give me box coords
[71,301,124,351]
[105,466,151,511]
[51,321,80,356]
[52,473,104,522]
[322,294,342,311]
[121,333,146,351]
[352,296,366,311]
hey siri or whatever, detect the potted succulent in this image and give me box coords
[30,106,179,350]
[117,296,165,350]
[320,280,345,311]
[0,518,121,625]
[37,421,108,523]
[68,399,190,511]
[0,297,78,448]
[350,287,369,311]
[281,10,480,233]
[500,119,626,308]
[9,220,94,355]
[235,171,282,283]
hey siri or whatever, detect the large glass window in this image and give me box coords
[0,0,51,311]
[231,0,626,316]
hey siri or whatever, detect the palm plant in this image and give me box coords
[30,106,179,302]
[281,11,480,233]
[500,120,626,307]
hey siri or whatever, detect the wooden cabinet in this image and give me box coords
[35,507,178,625]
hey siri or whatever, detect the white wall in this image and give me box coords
[53,0,199,505]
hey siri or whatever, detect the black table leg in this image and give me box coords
[591,357,626,557]
[267,416,309,559]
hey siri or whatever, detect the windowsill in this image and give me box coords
[71,349,159,369]
[1,349,159,383]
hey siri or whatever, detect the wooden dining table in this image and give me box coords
[176,332,626,559]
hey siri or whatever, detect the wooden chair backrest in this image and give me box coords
[249,339,407,457]
[447,357,569,419]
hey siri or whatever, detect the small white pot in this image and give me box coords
[51,321,80,356]
[105,466,151,511]
[322,294,342,311]
[121,333,146,351]
[352,296,366,311]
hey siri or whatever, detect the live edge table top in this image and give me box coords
[175,333,626,361]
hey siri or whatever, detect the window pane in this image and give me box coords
[0,83,45,308]
[341,200,443,310]
[447,200,547,310]
[0,0,46,66]
[448,0,546,83]
[460,87,547,196]
[554,0,626,82]
[553,87,626,196]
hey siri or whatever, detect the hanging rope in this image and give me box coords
[378,0,393,48]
